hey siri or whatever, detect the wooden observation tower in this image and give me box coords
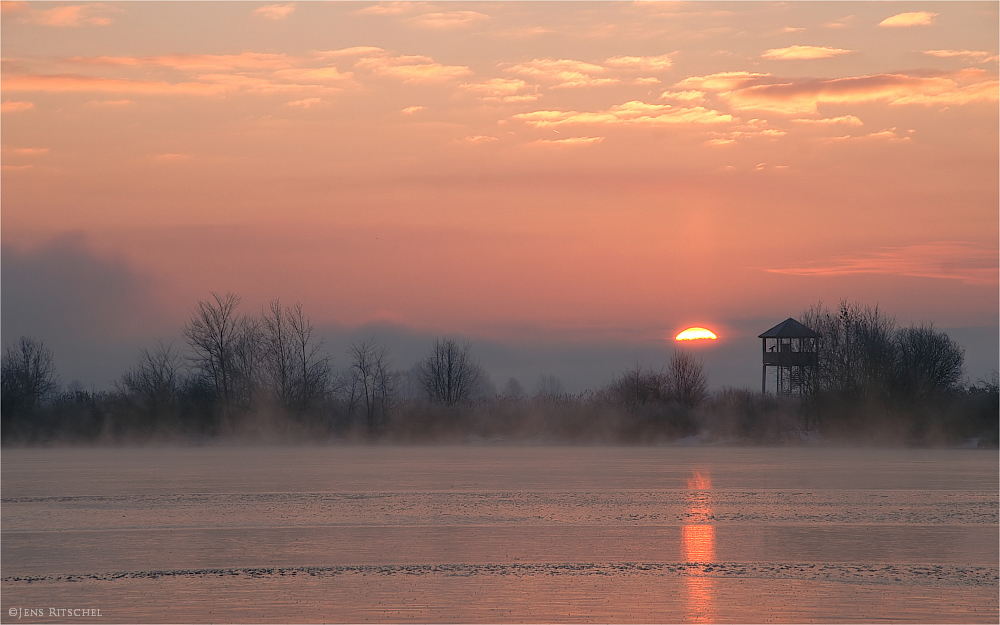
[759,318,820,395]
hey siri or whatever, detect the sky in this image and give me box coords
[2,1,998,392]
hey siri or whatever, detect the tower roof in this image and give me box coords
[758,318,820,339]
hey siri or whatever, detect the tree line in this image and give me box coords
[2,295,997,446]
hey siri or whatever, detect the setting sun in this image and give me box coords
[676,327,718,341]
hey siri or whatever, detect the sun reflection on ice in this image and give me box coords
[683,471,716,623]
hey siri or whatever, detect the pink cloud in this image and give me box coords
[767,241,998,285]
[722,73,992,115]
[354,53,472,83]
[762,45,854,60]
[924,50,997,62]
[286,98,323,108]
[506,59,618,89]
[2,74,227,95]
[355,2,415,16]
[530,136,605,146]
[674,71,770,91]
[253,4,295,20]
[3,146,49,155]
[0,100,34,113]
[23,3,117,27]
[878,11,937,28]
[407,11,489,29]
[68,52,294,71]
[791,115,864,126]
[604,54,674,72]
[513,100,733,128]
[461,78,539,102]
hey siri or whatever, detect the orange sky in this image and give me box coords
[2,1,998,388]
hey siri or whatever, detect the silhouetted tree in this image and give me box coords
[260,300,331,415]
[183,292,262,422]
[666,350,708,407]
[503,377,525,398]
[801,300,897,400]
[534,374,565,398]
[287,302,331,413]
[419,338,482,406]
[1,336,60,419]
[892,324,964,402]
[261,299,295,408]
[118,340,183,417]
[347,337,394,430]
[607,365,667,409]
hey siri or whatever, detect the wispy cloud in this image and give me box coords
[355,2,416,16]
[530,136,605,146]
[924,50,999,63]
[286,97,323,108]
[513,100,733,128]
[85,99,132,107]
[461,78,539,102]
[273,66,352,83]
[721,73,997,115]
[506,59,618,89]
[3,146,49,155]
[674,71,769,91]
[604,54,674,72]
[704,118,786,145]
[767,241,998,285]
[659,90,706,104]
[355,53,472,83]
[1,100,35,113]
[792,115,864,126]
[67,52,294,71]
[317,47,386,58]
[407,11,488,29]
[2,74,228,95]
[253,4,295,20]
[879,11,937,27]
[9,2,119,27]
[0,1,28,14]
[762,45,854,60]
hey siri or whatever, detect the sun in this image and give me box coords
[675,327,718,341]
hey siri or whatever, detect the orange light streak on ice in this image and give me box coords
[683,470,716,623]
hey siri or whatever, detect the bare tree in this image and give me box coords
[801,300,897,400]
[230,314,263,409]
[119,340,183,415]
[607,364,667,409]
[183,292,262,421]
[347,337,394,430]
[287,302,330,413]
[1,336,60,417]
[534,374,565,399]
[503,377,525,398]
[666,350,708,407]
[419,338,482,406]
[893,323,964,401]
[261,299,295,408]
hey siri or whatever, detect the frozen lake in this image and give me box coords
[2,446,997,622]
